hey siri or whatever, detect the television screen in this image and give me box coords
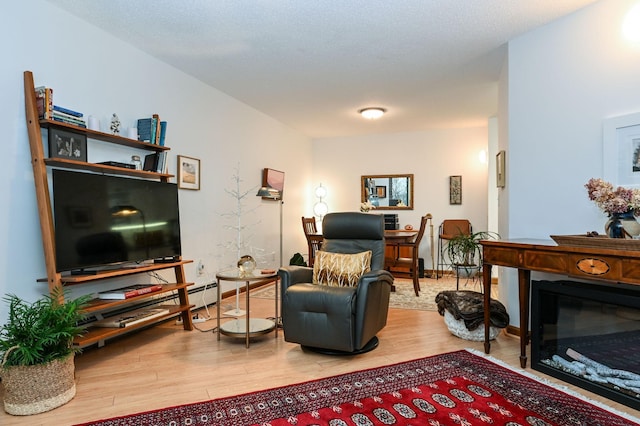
[262,168,284,200]
[52,170,182,272]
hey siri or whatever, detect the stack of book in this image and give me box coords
[143,152,168,174]
[93,307,170,328]
[35,86,87,128]
[137,114,167,146]
[97,284,163,300]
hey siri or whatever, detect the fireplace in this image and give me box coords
[531,280,640,411]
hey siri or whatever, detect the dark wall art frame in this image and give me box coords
[48,128,87,162]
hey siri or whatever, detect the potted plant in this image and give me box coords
[0,290,90,415]
[445,231,498,278]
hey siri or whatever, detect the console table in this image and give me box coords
[481,239,640,368]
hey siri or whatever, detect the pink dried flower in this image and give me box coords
[585,178,640,216]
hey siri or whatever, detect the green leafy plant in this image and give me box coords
[0,290,91,367]
[446,230,499,266]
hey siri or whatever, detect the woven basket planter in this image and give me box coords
[1,354,76,415]
[443,310,501,341]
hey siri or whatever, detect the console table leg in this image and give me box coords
[518,269,531,368]
[482,263,492,354]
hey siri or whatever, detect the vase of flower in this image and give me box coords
[605,210,640,238]
[586,178,640,239]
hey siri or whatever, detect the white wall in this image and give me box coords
[311,127,489,270]
[1,0,312,322]
[502,0,640,325]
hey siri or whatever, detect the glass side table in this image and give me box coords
[215,268,278,348]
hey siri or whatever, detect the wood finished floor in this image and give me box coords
[1,284,637,425]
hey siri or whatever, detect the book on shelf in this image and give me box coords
[93,307,170,328]
[35,86,53,119]
[143,152,159,172]
[97,284,163,300]
[137,117,153,142]
[52,111,86,126]
[51,116,87,128]
[152,114,161,144]
[137,114,161,144]
[159,121,167,146]
[156,151,167,173]
[52,105,83,117]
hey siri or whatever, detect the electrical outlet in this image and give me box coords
[196,260,205,276]
[176,312,208,325]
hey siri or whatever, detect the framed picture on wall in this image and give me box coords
[48,128,87,162]
[449,175,462,204]
[376,186,387,198]
[603,112,640,187]
[496,150,506,188]
[177,155,200,190]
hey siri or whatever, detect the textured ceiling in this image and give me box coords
[46,0,597,138]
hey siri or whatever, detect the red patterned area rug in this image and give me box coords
[76,350,639,426]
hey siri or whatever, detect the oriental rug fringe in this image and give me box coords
[76,349,639,426]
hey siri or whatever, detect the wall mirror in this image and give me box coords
[361,174,414,210]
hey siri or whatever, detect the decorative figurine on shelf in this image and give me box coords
[110,113,121,135]
[237,255,256,277]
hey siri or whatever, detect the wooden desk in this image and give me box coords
[384,230,417,270]
[481,239,640,368]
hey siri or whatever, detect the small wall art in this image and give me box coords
[48,128,87,162]
[177,155,200,190]
[496,150,506,188]
[449,175,462,204]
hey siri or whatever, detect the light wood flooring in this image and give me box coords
[1,284,637,425]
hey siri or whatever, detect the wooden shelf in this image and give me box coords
[24,70,194,349]
[75,303,193,347]
[44,157,173,179]
[81,282,193,314]
[39,119,169,151]
[59,260,193,284]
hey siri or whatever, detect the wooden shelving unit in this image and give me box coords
[23,70,194,347]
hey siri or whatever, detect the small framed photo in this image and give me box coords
[48,128,87,162]
[496,150,506,188]
[449,175,462,205]
[177,155,200,190]
[376,186,387,198]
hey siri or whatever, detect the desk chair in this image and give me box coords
[436,219,472,279]
[391,214,431,296]
[301,217,323,267]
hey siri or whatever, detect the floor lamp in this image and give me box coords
[256,186,283,267]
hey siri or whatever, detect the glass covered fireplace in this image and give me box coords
[531,280,640,411]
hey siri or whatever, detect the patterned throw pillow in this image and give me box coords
[312,250,372,287]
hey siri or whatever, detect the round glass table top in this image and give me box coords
[216,268,277,281]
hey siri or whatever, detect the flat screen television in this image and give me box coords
[52,169,182,273]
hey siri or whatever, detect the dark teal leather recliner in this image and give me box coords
[278,212,394,354]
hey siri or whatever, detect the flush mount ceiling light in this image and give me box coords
[358,107,386,120]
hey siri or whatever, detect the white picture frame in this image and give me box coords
[603,112,640,188]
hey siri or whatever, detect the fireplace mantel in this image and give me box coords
[480,238,640,368]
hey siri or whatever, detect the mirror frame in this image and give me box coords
[361,174,414,210]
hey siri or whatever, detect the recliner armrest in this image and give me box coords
[278,265,313,292]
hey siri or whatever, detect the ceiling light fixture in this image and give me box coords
[358,107,386,120]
